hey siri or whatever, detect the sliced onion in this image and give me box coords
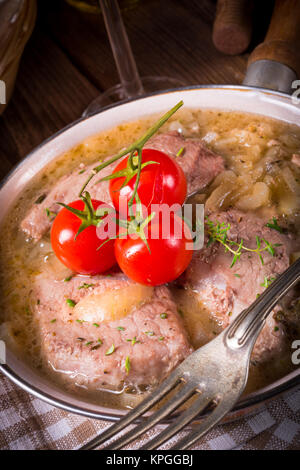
[235,182,270,211]
[74,284,154,323]
[282,166,300,196]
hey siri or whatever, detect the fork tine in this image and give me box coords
[140,392,213,450]
[170,400,230,450]
[80,373,180,450]
[105,381,196,450]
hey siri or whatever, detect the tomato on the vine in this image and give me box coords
[114,213,193,286]
[51,198,116,275]
[109,149,187,215]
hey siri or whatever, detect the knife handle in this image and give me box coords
[213,0,253,55]
[248,0,300,77]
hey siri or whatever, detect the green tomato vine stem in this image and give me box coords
[78,100,184,198]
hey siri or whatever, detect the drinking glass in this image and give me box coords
[83,0,185,116]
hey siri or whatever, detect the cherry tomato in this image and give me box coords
[51,199,116,275]
[109,149,187,215]
[115,214,193,286]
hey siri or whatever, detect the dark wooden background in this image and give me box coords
[0,0,274,181]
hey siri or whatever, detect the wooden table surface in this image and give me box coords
[0,0,272,181]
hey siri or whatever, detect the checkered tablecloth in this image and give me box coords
[0,373,299,450]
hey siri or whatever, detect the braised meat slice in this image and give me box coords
[33,273,193,391]
[179,209,295,364]
[146,131,225,195]
[21,158,116,241]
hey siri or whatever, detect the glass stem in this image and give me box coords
[98,0,144,99]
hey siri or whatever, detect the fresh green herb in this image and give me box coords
[50,319,57,323]
[76,319,84,324]
[260,276,276,288]
[117,326,125,331]
[35,194,46,204]
[37,299,40,305]
[144,331,155,336]
[105,344,115,356]
[176,147,185,157]
[262,238,275,257]
[126,336,140,345]
[85,341,93,346]
[93,323,100,328]
[97,339,103,344]
[78,283,95,289]
[266,217,283,233]
[125,356,131,374]
[45,208,56,219]
[64,275,73,282]
[274,326,279,332]
[160,313,168,319]
[66,299,76,308]
[158,336,165,341]
[78,169,86,175]
[234,273,241,278]
[205,217,279,268]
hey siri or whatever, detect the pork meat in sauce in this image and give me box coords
[34,273,192,390]
[179,209,297,364]
[147,131,225,195]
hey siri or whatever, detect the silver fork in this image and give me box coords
[81,258,300,450]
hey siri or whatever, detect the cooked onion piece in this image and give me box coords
[206,171,237,212]
[235,182,271,211]
[282,166,300,196]
[74,284,154,323]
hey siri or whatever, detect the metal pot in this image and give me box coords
[0,0,299,423]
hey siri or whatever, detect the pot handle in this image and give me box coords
[243,0,300,93]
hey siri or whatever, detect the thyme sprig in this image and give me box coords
[45,208,57,219]
[205,217,280,268]
[266,217,283,233]
[78,101,184,207]
[260,276,275,288]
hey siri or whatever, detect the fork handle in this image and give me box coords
[226,258,300,350]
